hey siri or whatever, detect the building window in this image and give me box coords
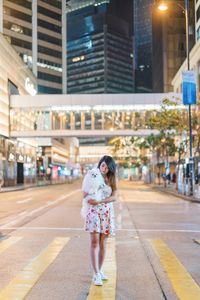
[4,6,31,22]
[38,6,61,21]
[38,32,61,46]
[3,20,32,36]
[38,85,62,94]
[197,26,200,41]
[38,45,62,58]
[40,0,61,9]
[38,72,62,83]
[38,19,61,34]
[6,0,31,9]
[8,80,19,95]
[11,37,32,49]
[197,6,200,22]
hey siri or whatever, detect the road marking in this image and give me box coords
[87,237,116,300]
[17,198,32,204]
[1,189,81,228]
[0,237,70,300]
[151,239,200,300]
[0,236,22,254]
[1,227,200,233]
[0,227,84,231]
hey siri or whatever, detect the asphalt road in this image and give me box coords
[0,180,200,300]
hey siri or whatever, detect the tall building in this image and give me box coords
[134,0,154,93]
[172,1,200,95]
[0,33,37,186]
[196,0,200,41]
[152,0,195,92]
[66,0,134,94]
[1,0,62,94]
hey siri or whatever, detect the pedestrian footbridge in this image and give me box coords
[10,93,183,138]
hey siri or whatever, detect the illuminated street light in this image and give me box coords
[158,3,168,11]
[156,0,195,195]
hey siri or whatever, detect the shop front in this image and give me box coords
[0,34,37,188]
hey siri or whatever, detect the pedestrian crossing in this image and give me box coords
[151,239,200,300]
[0,235,200,299]
[87,238,117,300]
[0,236,22,255]
[0,237,70,300]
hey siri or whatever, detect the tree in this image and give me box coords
[109,136,139,164]
[147,98,188,187]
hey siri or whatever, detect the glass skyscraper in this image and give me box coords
[134,0,154,93]
[66,0,134,93]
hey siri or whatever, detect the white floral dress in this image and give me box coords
[85,203,115,235]
[85,184,115,235]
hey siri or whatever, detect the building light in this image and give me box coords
[27,156,31,163]
[25,77,37,96]
[11,24,23,34]
[72,56,85,63]
[37,62,62,72]
[18,154,24,161]
[8,153,15,161]
[23,54,32,64]
[51,105,91,111]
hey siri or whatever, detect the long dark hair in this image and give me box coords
[98,155,117,193]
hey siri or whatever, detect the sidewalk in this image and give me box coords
[0,182,50,193]
[0,178,76,193]
[152,182,200,203]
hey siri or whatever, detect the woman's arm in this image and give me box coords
[101,191,118,204]
[83,192,99,205]
[85,191,118,206]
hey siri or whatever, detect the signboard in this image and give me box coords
[182,71,196,105]
[25,77,37,96]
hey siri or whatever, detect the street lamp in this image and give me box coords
[157,3,168,11]
[157,0,194,195]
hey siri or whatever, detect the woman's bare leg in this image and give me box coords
[90,233,100,274]
[99,233,108,271]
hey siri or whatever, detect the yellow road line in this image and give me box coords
[87,237,117,300]
[151,239,200,300]
[0,237,70,300]
[0,236,22,255]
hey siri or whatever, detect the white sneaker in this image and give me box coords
[93,273,103,286]
[100,271,108,281]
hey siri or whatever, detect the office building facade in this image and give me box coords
[66,0,134,93]
[1,0,62,94]
[134,0,154,93]
[152,0,195,92]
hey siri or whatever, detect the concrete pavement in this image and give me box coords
[0,180,200,299]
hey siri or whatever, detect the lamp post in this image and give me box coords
[157,0,194,195]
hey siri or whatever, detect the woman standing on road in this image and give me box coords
[82,155,117,286]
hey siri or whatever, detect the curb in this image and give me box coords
[151,184,200,203]
[0,180,77,193]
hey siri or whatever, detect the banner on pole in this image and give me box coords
[182,71,196,105]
